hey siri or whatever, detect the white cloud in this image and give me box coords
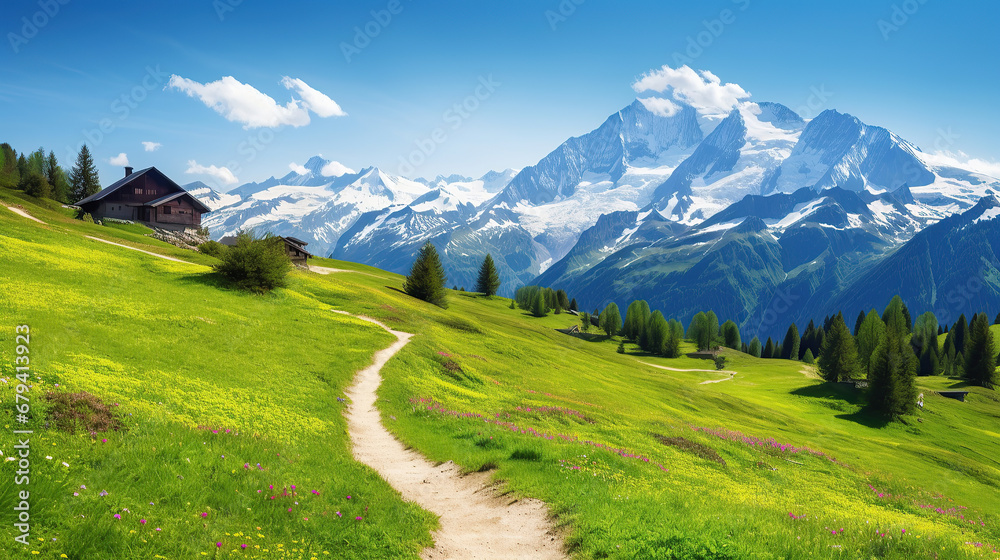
[289,162,309,175]
[108,153,129,166]
[929,151,1000,178]
[168,75,346,129]
[637,97,682,117]
[320,161,355,177]
[280,77,347,118]
[185,160,238,186]
[142,141,162,152]
[632,64,750,117]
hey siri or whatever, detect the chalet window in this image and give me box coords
[163,206,171,214]
[134,188,141,194]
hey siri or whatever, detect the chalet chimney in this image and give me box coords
[125,166,133,177]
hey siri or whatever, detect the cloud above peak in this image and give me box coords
[320,161,355,177]
[633,65,750,118]
[185,160,238,186]
[108,153,129,166]
[168,75,346,129]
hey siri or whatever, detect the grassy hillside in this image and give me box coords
[2,188,1000,558]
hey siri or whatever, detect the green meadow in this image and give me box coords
[1,188,999,559]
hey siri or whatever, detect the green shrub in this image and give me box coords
[80,212,95,223]
[714,355,727,370]
[198,239,229,259]
[213,230,291,293]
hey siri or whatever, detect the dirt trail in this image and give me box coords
[341,312,566,560]
[4,205,46,224]
[84,236,195,264]
[638,360,737,378]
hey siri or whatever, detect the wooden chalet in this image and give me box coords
[76,166,211,231]
[282,237,312,265]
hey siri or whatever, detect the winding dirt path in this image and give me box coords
[638,360,737,380]
[341,312,566,560]
[4,205,46,224]
[84,236,195,264]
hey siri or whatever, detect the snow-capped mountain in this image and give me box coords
[200,97,999,316]
[203,157,433,255]
[184,181,240,211]
[538,184,942,339]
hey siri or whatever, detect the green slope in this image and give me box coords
[2,188,1000,559]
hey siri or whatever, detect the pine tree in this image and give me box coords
[748,337,762,358]
[600,303,621,338]
[45,151,70,202]
[69,144,101,202]
[781,323,800,361]
[912,312,940,376]
[763,337,775,359]
[803,348,815,364]
[856,310,887,376]
[882,296,910,336]
[569,298,578,312]
[801,320,819,359]
[403,242,448,308]
[867,329,918,418]
[818,314,861,382]
[721,320,741,350]
[995,312,1000,325]
[954,351,966,377]
[965,313,998,388]
[16,153,29,189]
[475,254,501,297]
[509,299,515,309]
[953,314,969,357]
[854,310,866,337]
[580,312,591,332]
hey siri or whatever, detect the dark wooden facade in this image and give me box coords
[77,167,211,231]
[282,237,312,265]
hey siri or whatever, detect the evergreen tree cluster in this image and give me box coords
[0,142,98,204]
[619,300,685,357]
[513,285,579,318]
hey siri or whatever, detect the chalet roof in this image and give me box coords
[76,166,211,213]
[148,191,212,213]
[281,236,313,257]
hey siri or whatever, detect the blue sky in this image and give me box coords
[2,0,998,190]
